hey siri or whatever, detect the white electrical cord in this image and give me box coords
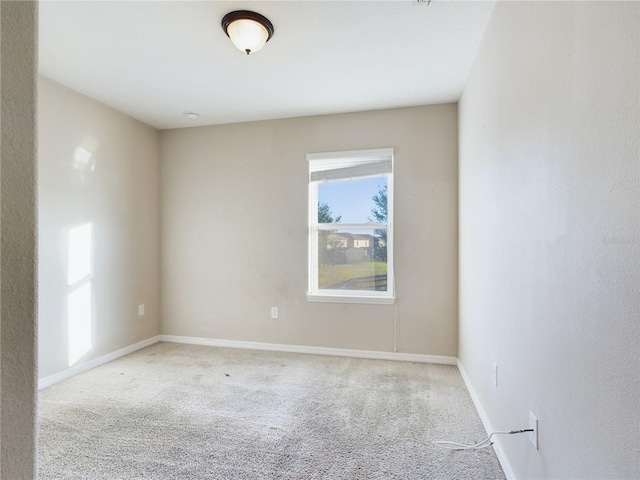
[433,429,533,450]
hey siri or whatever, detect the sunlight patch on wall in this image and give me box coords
[67,283,92,365]
[67,223,92,284]
[73,137,98,181]
[67,223,93,366]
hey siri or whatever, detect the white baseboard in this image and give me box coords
[457,359,516,480]
[38,335,161,390]
[38,334,457,390]
[159,335,457,365]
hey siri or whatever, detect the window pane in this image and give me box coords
[317,229,387,291]
[317,176,387,224]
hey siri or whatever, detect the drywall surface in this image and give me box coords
[1,1,39,477]
[38,77,161,379]
[458,2,639,478]
[161,105,458,356]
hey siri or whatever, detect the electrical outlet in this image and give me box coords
[529,411,538,450]
[138,304,145,316]
[492,362,498,387]
[270,307,278,319]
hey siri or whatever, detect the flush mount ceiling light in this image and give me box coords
[221,10,274,55]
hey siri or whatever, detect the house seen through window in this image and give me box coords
[307,148,394,304]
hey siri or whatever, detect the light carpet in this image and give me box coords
[39,342,505,479]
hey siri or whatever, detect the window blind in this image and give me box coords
[308,148,393,183]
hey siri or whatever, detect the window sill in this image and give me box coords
[306,293,395,305]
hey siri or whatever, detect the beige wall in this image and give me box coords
[161,105,458,356]
[38,77,161,379]
[1,1,39,477]
[459,2,639,478]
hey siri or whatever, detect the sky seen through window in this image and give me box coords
[317,176,387,224]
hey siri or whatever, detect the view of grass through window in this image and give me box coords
[317,177,388,291]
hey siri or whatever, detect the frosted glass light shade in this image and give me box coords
[222,11,274,55]
[228,19,269,54]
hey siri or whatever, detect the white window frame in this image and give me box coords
[307,148,395,305]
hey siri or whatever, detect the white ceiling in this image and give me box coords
[39,0,495,130]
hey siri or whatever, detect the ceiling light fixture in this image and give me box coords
[221,10,274,55]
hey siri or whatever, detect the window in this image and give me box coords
[307,148,394,304]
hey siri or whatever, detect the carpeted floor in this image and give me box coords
[38,342,505,479]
